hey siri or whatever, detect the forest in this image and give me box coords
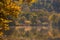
[0,0,60,40]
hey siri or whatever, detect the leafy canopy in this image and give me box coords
[0,0,20,36]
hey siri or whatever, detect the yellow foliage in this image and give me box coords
[30,0,37,3]
[0,0,21,37]
[0,32,3,36]
[3,20,12,23]
[4,26,10,31]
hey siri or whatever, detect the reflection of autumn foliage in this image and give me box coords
[17,9,60,39]
[5,25,60,40]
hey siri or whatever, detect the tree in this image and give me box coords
[22,0,37,4]
[0,0,20,37]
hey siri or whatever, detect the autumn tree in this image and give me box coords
[0,0,21,37]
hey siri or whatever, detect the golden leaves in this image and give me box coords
[30,0,37,3]
[0,32,3,36]
[4,26,10,31]
[0,0,21,36]
[0,18,12,23]
[15,0,37,5]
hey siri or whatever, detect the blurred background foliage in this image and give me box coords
[0,0,60,40]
